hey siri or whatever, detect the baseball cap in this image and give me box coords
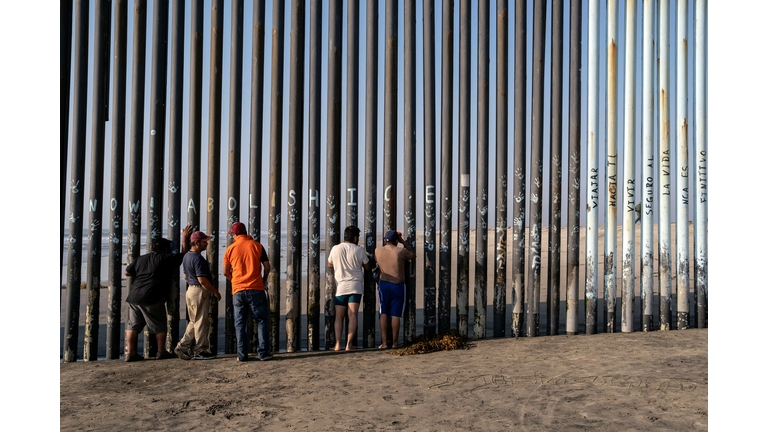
[384,230,399,243]
[228,222,247,235]
[191,231,212,242]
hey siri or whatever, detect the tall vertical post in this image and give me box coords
[676,0,689,330]
[438,0,454,334]
[64,0,89,363]
[344,0,360,346]
[622,0,637,333]
[167,0,185,352]
[145,0,170,358]
[658,0,672,330]
[249,0,266,242]
[146,0,170,244]
[267,0,286,352]
[207,0,224,354]
[604,0,618,333]
[641,0,656,332]
[61,0,73,283]
[188,0,203,232]
[325,0,343,350]
[84,0,110,362]
[363,0,380,347]
[383,0,397,234]
[422,0,437,337]
[547,0,564,336]
[494,0,509,338]
[527,0,545,338]
[694,0,707,329]
[565,0,582,336]
[382,0,397,346]
[107,0,128,360]
[347,0,360,230]
[456,0,470,338]
[125,0,147,358]
[249,0,267,352]
[585,0,599,336]
[307,0,322,351]
[404,0,417,344]
[511,0,527,337]
[225,0,244,354]
[286,0,306,353]
[474,0,489,340]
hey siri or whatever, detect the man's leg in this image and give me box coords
[193,289,212,355]
[125,330,139,355]
[233,291,249,360]
[156,332,169,353]
[379,313,389,349]
[346,302,360,350]
[250,290,271,358]
[334,304,347,351]
[390,317,401,348]
[176,286,199,356]
[125,303,145,359]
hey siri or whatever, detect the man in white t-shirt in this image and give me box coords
[327,226,371,351]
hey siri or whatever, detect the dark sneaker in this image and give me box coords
[156,350,175,360]
[125,353,143,362]
[236,356,249,363]
[259,354,273,361]
[194,351,217,360]
[174,347,192,360]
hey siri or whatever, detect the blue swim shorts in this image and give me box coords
[378,280,405,318]
[335,293,362,307]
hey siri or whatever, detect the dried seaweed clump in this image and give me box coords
[389,329,473,356]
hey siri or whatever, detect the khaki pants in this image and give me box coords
[176,284,211,355]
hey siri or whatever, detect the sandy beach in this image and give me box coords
[60,328,708,430]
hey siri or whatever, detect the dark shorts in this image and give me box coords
[378,280,405,318]
[126,301,167,333]
[335,294,362,307]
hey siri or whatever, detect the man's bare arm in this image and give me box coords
[197,276,221,301]
[180,225,193,254]
[223,264,233,281]
[262,261,271,280]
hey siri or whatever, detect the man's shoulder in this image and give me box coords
[183,251,202,262]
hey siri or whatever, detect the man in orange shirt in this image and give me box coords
[223,222,272,361]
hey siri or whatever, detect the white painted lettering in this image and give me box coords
[309,189,319,208]
[426,185,435,204]
[288,190,296,206]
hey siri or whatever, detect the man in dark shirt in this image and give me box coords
[123,225,192,361]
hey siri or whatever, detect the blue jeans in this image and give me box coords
[233,289,270,360]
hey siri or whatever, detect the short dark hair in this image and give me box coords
[151,238,172,253]
[344,226,360,242]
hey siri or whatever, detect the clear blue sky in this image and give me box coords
[64,0,701,237]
